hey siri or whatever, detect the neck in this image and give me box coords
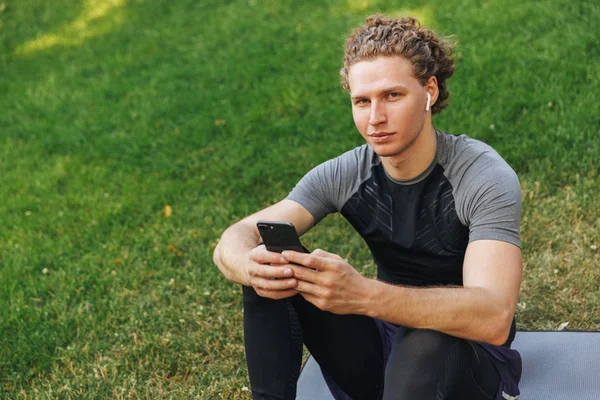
[381,122,437,181]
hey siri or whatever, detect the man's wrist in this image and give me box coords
[360,278,383,318]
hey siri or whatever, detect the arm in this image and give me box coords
[213,199,315,297]
[284,239,522,346]
[367,239,522,345]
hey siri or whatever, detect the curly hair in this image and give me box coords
[340,15,456,114]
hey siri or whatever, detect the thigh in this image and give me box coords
[383,329,499,400]
[291,295,386,400]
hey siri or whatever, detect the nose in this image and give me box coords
[369,100,386,126]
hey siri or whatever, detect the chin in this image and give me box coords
[369,143,408,158]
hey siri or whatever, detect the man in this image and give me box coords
[213,15,522,400]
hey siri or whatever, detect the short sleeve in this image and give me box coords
[286,161,339,223]
[465,165,522,247]
[286,145,374,224]
[442,134,522,248]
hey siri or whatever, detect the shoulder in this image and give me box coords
[437,131,519,187]
[327,143,377,168]
[310,144,379,181]
[286,144,379,223]
[436,131,522,246]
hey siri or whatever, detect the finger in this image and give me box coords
[311,248,343,261]
[250,276,297,291]
[248,262,294,279]
[282,251,334,271]
[250,245,287,265]
[295,278,325,297]
[289,264,321,284]
[257,288,298,300]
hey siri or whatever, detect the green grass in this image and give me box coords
[1,0,599,397]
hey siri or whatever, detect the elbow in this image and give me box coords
[487,309,514,346]
[212,237,243,284]
[488,330,509,347]
[212,240,229,278]
[212,241,221,268]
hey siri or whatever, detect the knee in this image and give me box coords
[242,284,260,302]
[399,329,456,364]
[386,329,458,382]
[382,330,459,399]
[243,285,303,306]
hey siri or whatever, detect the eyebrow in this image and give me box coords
[351,85,409,100]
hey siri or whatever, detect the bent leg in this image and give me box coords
[243,285,386,400]
[382,329,499,400]
[243,286,303,400]
[291,295,386,400]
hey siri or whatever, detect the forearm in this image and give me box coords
[213,221,259,286]
[213,199,316,290]
[364,279,514,345]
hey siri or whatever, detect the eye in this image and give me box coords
[354,98,369,106]
[387,92,401,99]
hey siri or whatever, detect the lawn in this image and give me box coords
[1,0,598,398]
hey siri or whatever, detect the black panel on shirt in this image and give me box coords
[341,163,469,287]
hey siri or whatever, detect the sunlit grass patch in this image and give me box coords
[15,0,126,55]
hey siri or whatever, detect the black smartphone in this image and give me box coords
[256,220,307,253]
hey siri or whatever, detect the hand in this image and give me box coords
[282,249,371,315]
[246,245,298,299]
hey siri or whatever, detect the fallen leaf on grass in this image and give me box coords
[557,322,569,331]
[164,205,172,217]
[167,245,183,256]
[214,119,226,126]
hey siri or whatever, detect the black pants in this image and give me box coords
[243,286,500,400]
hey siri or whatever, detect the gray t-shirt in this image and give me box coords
[287,130,521,287]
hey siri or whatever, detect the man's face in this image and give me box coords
[348,56,429,159]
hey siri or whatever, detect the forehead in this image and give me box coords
[348,56,420,95]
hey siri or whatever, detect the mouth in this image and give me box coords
[369,132,395,143]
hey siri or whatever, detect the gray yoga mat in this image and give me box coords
[297,331,600,400]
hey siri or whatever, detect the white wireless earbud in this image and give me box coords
[426,92,431,111]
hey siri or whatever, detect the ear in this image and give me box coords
[424,76,439,108]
